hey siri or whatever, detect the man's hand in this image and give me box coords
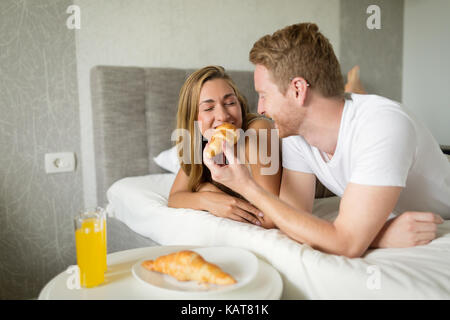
[203,141,253,195]
[371,211,444,248]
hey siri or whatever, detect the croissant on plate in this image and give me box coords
[205,123,239,158]
[141,250,237,285]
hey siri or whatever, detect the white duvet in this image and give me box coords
[106,173,450,299]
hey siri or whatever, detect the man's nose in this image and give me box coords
[257,98,265,115]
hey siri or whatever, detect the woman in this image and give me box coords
[168,66,281,229]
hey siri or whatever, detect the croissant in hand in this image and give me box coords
[141,250,237,285]
[205,123,239,158]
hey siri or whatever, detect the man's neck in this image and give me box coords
[298,94,345,156]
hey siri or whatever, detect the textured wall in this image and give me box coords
[73,0,341,208]
[340,0,404,101]
[0,0,82,299]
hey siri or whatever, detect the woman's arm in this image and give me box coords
[245,119,282,229]
[168,168,263,225]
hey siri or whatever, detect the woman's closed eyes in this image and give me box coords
[202,100,237,111]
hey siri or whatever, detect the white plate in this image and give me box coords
[131,246,258,294]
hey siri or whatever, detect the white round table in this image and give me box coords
[38,246,283,300]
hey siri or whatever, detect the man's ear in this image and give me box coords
[290,77,309,106]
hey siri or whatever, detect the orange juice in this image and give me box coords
[75,218,104,288]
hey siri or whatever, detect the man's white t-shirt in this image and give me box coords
[282,93,450,218]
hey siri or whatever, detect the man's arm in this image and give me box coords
[278,168,442,250]
[205,141,401,258]
[244,180,402,257]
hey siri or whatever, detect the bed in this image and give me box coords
[91,65,450,299]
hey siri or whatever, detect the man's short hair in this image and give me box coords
[249,22,344,98]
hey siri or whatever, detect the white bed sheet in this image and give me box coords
[106,173,450,299]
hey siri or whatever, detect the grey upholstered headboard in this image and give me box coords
[90,65,259,206]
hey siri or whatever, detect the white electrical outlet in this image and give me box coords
[45,152,76,174]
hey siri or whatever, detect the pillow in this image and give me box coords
[153,146,180,174]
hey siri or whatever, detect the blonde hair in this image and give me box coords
[249,22,344,98]
[176,65,256,192]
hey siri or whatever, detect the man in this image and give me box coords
[203,23,449,257]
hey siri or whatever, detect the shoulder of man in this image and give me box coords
[351,93,406,118]
[350,94,415,132]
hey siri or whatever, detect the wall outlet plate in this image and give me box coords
[45,152,76,174]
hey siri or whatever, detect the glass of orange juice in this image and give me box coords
[74,208,107,288]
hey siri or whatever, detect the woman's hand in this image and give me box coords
[201,191,263,226]
[371,211,444,248]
